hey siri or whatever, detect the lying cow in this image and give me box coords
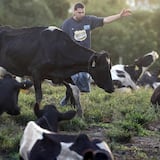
[0,26,114,114]
[0,74,32,116]
[111,51,159,89]
[137,69,160,89]
[19,103,113,160]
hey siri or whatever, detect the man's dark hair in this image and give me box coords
[74,2,85,10]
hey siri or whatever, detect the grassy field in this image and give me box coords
[0,82,160,160]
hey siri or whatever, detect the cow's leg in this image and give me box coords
[32,71,42,103]
[63,82,83,117]
[60,78,74,106]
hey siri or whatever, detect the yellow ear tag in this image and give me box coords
[91,60,96,67]
[135,65,139,71]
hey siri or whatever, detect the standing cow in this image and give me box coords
[0,26,114,116]
[0,74,32,116]
[111,51,159,89]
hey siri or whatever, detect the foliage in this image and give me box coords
[0,83,159,159]
[0,0,69,27]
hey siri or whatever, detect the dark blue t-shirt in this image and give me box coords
[61,15,104,48]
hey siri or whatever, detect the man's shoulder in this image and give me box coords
[85,15,102,20]
[63,17,73,24]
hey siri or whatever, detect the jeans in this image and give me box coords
[71,72,91,92]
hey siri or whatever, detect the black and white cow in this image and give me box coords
[0,74,32,116]
[111,51,159,89]
[137,69,160,89]
[0,25,114,116]
[19,103,113,160]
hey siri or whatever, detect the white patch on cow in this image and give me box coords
[147,51,159,62]
[19,121,52,160]
[106,57,111,66]
[96,141,112,154]
[46,26,61,31]
[153,82,160,89]
[96,141,114,159]
[57,142,83,160]
[0,66,7,78]
[111,64,138,89]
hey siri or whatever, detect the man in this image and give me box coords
[60,2,131,104]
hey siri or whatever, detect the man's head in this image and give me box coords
[73,2,85,21]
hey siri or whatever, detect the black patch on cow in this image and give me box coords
[135,55,153,67]
[29,133,61,160]
[34,103,76,132]
[124,65,142,82]
[116,70,125,78]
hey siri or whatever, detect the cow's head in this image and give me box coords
[0,74,33,116]
[34,103,76,132]
[69,134,114,160]
[88,51,114,93]
[134,51,159,73]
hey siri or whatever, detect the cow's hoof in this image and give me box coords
[60,96,68,106]
[76,109,83,118]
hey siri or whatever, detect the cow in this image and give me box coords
[111,51,159,90]
[0,25,114,116]
[150,85,160,106]
[137,69,160,89]
[0,74,33,116]
[19,103,113,160]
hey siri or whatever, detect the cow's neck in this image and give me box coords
[36,116,58,132]
[124,65,142,82]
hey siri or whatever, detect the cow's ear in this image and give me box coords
[59,110,76,121]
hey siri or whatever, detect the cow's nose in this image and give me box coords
[105,87,114,93]
[94,151,113,160]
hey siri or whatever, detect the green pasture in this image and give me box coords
[0,82,159,160]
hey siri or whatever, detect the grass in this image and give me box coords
[0,82,160,159]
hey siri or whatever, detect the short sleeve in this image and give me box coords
[87,15,104,30]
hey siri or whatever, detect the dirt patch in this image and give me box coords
[1,123,160,160]
[68,125,160,160]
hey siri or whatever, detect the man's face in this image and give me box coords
[74,8,85,21]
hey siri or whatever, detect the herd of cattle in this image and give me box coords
[0,25,160,159]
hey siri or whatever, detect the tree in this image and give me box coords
[0,0,69,27]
